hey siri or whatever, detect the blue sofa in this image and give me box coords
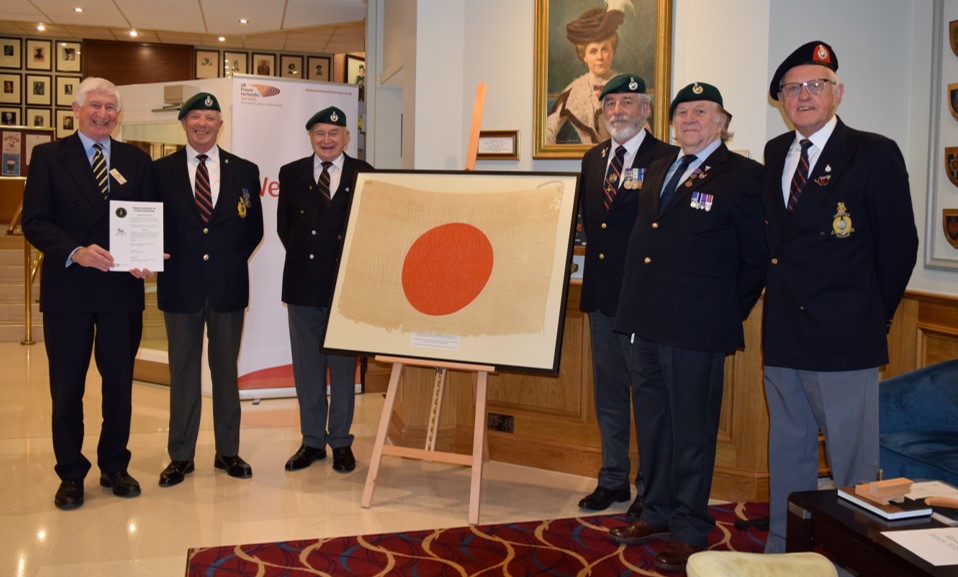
[879,359,958,485]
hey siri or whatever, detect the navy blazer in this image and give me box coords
[615,143,767,354]
[22,133,156,313]
[277,153,372,307]
[154,147,264,314]
[578,132,678,315]
[762,118,918,370]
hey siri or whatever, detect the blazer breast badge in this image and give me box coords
[831,202,854,238]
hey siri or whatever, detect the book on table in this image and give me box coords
[837,486,934,520]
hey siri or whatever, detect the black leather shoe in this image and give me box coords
[578,485,631,510]
[653,540,702,571]
[285,445,326,471]
[627,495,644,517]
[99,470,141,498]
[159,460,195,487]
[54,480,84,510]
[214,453,252,478]
[608,519,671,545]
[332,446,356,472]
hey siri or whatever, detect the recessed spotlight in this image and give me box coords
[218,36,225,42]
[239,18,248,24]
[129,30,138,37]
[74,7,83,13]
[36,23,46,31]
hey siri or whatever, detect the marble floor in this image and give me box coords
[0,342,602,577]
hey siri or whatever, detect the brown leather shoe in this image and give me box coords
[653,541,703,571]
[608,519,670,545]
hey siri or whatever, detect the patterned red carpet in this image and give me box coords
[187,502,768,576]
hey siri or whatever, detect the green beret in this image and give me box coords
[769,40,838,101]
[599,73,647,101]
[669,82,727,120]
[306,106,347,130]
[178,92,220,120]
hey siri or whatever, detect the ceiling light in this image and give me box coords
[239,18,248,24]
[129,30,138,37]
[218,36,225,42]
[36,23,46,31]
[74,7,83,13]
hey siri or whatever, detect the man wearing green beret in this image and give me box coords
[608,82,766,571]
[154,91,264,487]
[277,106,372,474]
[577,73,676,516]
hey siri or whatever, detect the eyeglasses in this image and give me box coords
[779,78,833,98]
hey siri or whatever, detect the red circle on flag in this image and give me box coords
[402,223,494,316]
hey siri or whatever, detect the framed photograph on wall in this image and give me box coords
[55,109,75,138]
[252,53,275,76]
[224,51,248,75]
[307,56,331,81]
[56,76,80,107]
[280,54,304,79]
[0,73,21,105]
[0,38,22,70]
[25,74,51,106]
[195,49,220,79]
[345,54,365,85]
[533,0,672,158]
[26,107,51,128]
[25,39,52,71]
[56,41,81,73]
[0,107,21,126]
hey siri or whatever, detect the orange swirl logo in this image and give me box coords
[246,84,281,97]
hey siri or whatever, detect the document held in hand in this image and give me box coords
[109,200,164,272]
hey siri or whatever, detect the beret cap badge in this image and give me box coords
[692,83,704,95]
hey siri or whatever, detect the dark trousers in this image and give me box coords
[631,336,726,548]
[165,302,245,460]
[588,311,642,492]
[44,311,142,481]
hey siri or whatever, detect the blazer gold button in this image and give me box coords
[311,230,317,236]
[652,222,659,229]
[601,223,607,229]
[203,254,209,261]
[771,258,778,265]
[309,254,315,260]
[203,228,209,235]
[644,257,651,264]
[598,253,605,260]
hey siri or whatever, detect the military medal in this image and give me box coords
[690,191,714,212]
[685,165,709,188]
[831,201,854,238]
[622,168,643,190]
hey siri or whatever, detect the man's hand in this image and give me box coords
[73,244,114,272]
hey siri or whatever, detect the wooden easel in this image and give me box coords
[360,355,494,525]
[361,83,492,524]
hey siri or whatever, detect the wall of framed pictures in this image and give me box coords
[0,36,83,137]
[196,47,336,82]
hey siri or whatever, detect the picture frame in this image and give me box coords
[0,73,21,105]
[345,54,365,85]
[55,41,81,73]
[1,125,53,177]
[252,53,275,76]
[533,0,672,159]
[56,76,80,107]
[25,39,52,71]
[55,109,75,138]
[0,37,22,70]
[280,54,304,79]
[927,14,958,269]
[0,107,21,126]
[324,170,581,375]
[26,107,51,128]
[224,51,248,76]
[25,74,51,106]
[195,49,220,79]
[477,130,520,161]
[307,55,331,81]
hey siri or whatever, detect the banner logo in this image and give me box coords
[241,83,281,98]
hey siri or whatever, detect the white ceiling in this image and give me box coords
[0,0,367,54]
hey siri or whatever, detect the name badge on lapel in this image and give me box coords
[238,188,251,218]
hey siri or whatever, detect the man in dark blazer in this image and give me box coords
[762,41,918,554]
[154,92,264,487]
[23,77,156,510]
[278,106,371,474]
[608,83,766,571]
[577,73,677,515]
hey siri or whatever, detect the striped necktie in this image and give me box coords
[318,161,332,201]
[603,146,626,210]
[195,154,213,222]
[786,139,813,215]
[92,143,108,198]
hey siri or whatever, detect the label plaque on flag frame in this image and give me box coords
[324,170,580,375]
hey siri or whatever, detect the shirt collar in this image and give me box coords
[314,152,344,172]
[78,132,110,156]
[795,115,838,151]
[186,144,220,163]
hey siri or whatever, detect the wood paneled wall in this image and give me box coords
[83,40,193,85]
[367,288,958,502]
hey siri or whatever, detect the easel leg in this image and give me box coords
[468,370,489,525]
[425,368,447,452]
[361,362,404,508]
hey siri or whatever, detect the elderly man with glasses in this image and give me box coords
[761,40,918,554]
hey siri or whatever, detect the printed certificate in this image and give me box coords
[109,200,164,272]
